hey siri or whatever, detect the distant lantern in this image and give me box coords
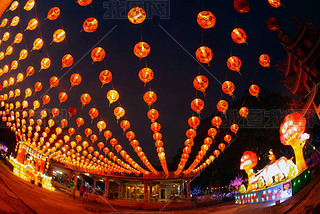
[91,47,105,63]
[127,7,146,24]
[61,119,68,128]
[126,131,135,141]
[230,124,239,135]
[8,1,19,12]
[110,138,118,147]
[249,84,259,99]
[25,19,38,31]
[106,90,119,106]
[186,128,197,139]
[267,17,279,31]
[59,92,68,103]
[138,68,154,86]
[208,128,217,139]
[76,117,84,128]
[218,143,226,151]
[10,16,20,27]
[49,76,59,88]
[99,70,112,87]
[143,91,157,106]
[70,73,82,87]
[120,120,130,132]
[97,121,106,133]
[227,56,241,75]
[68,106,77,117]
[80,93,91,107]
[40,58,51,71]
[196,46,213,66]
[224,134,232,144]
[211,116,222,129]
[188,116,200,129]
[104,130,112,141]
[151,122,161,132]
[239,107,249,118]
[233,0,249,13]
[34,82,42,92]
[114,107,125,121]
[77,0,92,6]
[197,11,216,29]
[61,54,74,69]
[259,54,271,68]
[217,100,228,115]
[32,38,43,51]
[147,109,159,122]
[14,33,23,44]
[51,29,66,44]
[134,42,150,59]
[24,0,35,11]
[42,95,51,105]
[5,46,13,56]
[222,81,235,97]
[193,75,209,95]
[52,108,59,118]
[190,98,204,114]
[2,32,10,41]
[89,108,99,121]
[82,17,98,33]
[19,49,28,61]
[1,19,8,28]
[268,0,281,8]
[231,28,247,44]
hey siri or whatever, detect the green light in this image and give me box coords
[298,180,300,183]
[293,182,296,186]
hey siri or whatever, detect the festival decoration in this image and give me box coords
[231,28,247,44]
[77,0,92,6]
[91,47,105,63]
[127,7,146,24]
[234,0,250,13]
[267,17,279,31]
[227,56,241,75]
[138,68,154,86]
[259,54,271,68]
[249,84,259,99]
[193,75,209,95]
[82,18,98,33]
[134,42,150,59]
[222,81,235,98]
[197,11,216,29]
[196,46,213,66]
[268,0,281,8]
[51,29,66,44]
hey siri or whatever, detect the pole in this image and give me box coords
[143,180,148,202]
[104,177,109,198]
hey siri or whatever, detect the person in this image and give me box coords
[79,186,84,197]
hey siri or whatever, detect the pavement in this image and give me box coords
[0,158,320,214]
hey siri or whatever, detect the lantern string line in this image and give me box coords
[85,0,156,173]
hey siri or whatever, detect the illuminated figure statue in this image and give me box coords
[268,149,276,164]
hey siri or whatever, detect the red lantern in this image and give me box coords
[138,68,154,86]
[193,75,209,95]
[143,91,157,106]
[89,108,99,121]
[82,17,98,33]
[91,47,105,63]
[126,131,135,141]
[230,124,239,135]
[268,0,281,8]
[233,0,249,13]
[217,100,228,115]
[249,84,259,99]
[59,92,68,103]
[239,107,249,118]
[259,54,270,68]
[186,129,197,139]
[80,93,91,107]
[76,117,84,128]
[147,109,159,122]
[227,56,241,75]
[99,70,112,87]
[134,42,150,59]
[150,122,161,132]
[207,128,217,139]
[224,134,232,144]
[211,116,222,129]
[218,143,225,151]
[110,138,118,147]
[222,81,235,97]
[61,54,73,70]
[49,76,59,88]
[267,17,279,31]
[197,11,216,29]
[190,98,204,114]
[70,73,82,87]
[120,120,130,133]
[196,46,213,66]
[231,28,247,44]
[127,7,146,24]
[188,116,200,129]
[68,106,77,117]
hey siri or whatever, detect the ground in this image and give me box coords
[0,160,320,214]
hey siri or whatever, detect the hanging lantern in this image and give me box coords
[227,56,241,75]
[2,32,10,41]
[70,73,82,87]
[114,107,125,121]
[8,77,15,85]
[34,82,43,92]
[42,95,50,105]
[230,124,239,135]
[204,137,213,145]
[59,92,68,103]
[143,91,157,106]
[5,46,13,56]
[90,134,98,143]
[190,98,204,114]
[126,131,135,141]
[14,33,23,44]
[213,150,220,157]
[24,0,35,11]
[239,107,249,118]
[1,19,8,27]
[217,100,228,115]
[49,76,59,88]
[224,134,232,144]
[0,52,4,60]
[25,88,32,98]
[106,90,119,106]
[91,47,105,63]
[46,7,60,20]
[188,116,200,129]
[110,138,118,147]
[32,38,43,51]
[193,75,209,95]
[8,1,19,12]
[131,140,139,149]
[14,89,21,97]
[218,143,226,151]
[211,116,222,129]
[51,29,66,44]
[186,128,197,139]
[33,100,40,110]
[208,127,217,139]
[259,54,270,68]
[77,0,92,6]
[26,66,35,77]
[138,68,154,86]
[40,58,51,71]
[196,46,213,66]
[249,84,259,99]
[120,120,130,132]
[134,42,150,59]
[75,135,82,143]
[80,93,91,107]
[104,130,112,141]
[61,119,68,128]
[76,117,84,128]
[197,11,216,29]
[97,142,104,150]
[10,16,20,27]
[82,17,98,33]
[234,0,249,13]
[99,70,112,87]
[267,17,279,31]
[115,145,122,153]
[52,108,59,118]
[147,109,159,122]
[222,81,235,97]
[68,106,77,117]
[61,54,74,69]
[231,28,247,44]
[19,49,28,61]
[85,128,92,137]
[127,7,146,24]
[151,122,161,132]
[89,108,99,121]
[25,19,38,31]
[3,65,9,73]
[97,121,106,133]
[268,0,281,8]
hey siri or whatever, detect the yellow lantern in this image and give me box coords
[22,100,28,109]
[10,60,18,71]
[2,32,10,41]
[40,58,51,71]
[8,77,15,86]
[0,52,4,60]
[40,110,47,119]
[97,121,106,133]
[8,1,19,12]
[5,46,13,56]
[33,100,40,110]
[106,90,119,106]
[0,19,8,28]
[14,33,23,44]
[114,107,125,121]
[10,16,20,27]
[3,65,9,73]
[32,38,43,51]
[25,19,38,31]
[51,29,65,44]
[19,49,28,61]
[14,89,21,97]
[25,88,32,98]
[24,0,35,11]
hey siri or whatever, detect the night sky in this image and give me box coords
[1,0,320,169]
